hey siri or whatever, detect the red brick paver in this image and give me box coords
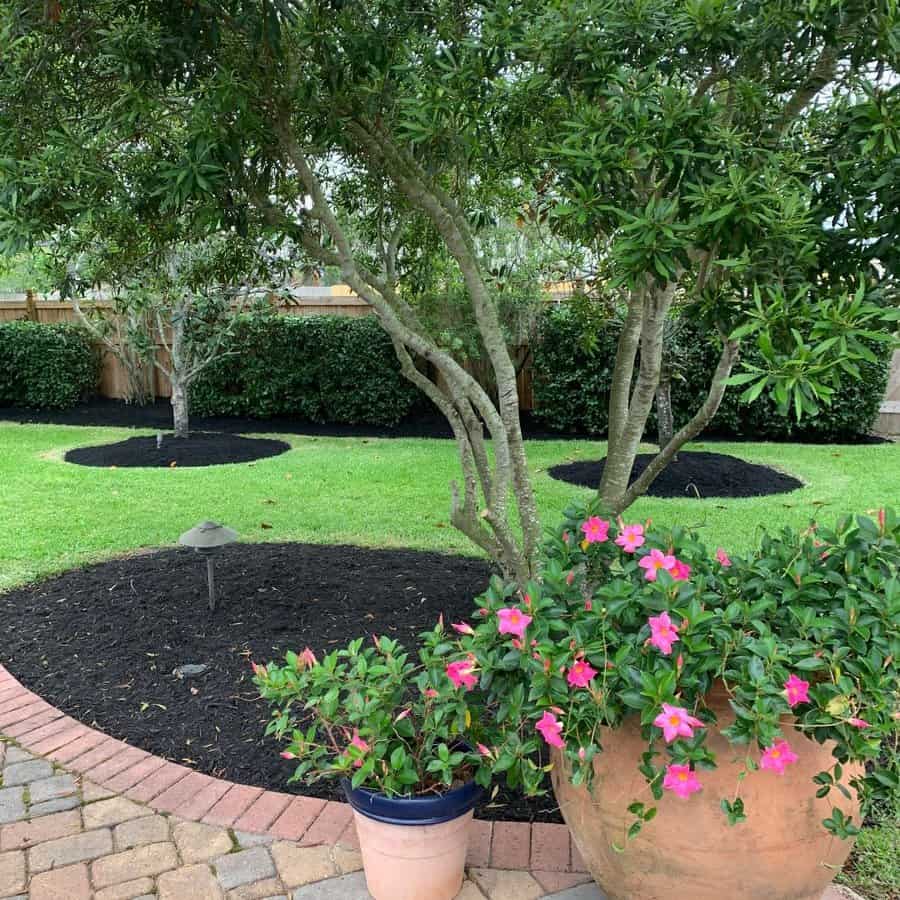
[490,820,532,869]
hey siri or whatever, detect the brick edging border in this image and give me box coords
[0,664,588,888]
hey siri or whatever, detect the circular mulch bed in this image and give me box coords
[64,432,291,468]
[0,543,561,823]
[549,450,803,499]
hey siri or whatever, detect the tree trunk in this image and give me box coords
[170,377,189,438]
[656,378,674,455]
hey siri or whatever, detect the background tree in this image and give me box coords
[0,0,897,583]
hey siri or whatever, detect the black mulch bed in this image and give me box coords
[0,396,888,444]
[0,543,562,823]
[1,399,558,442]
[64,432,291,468]
[549,450,803,499]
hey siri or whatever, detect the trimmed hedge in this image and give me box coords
[0,321,99,410]
[191,314,420,426]
[532,307,891,441]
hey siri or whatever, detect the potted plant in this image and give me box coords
[436,507,899,900]
[253,633,488,900]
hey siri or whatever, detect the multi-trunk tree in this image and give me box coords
[1,0,897,583]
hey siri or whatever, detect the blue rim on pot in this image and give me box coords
[342,778,484,826]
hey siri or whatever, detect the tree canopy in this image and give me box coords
[1,0,897,580]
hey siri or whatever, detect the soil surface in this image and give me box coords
[64,432,291,468]
[0,543,562,823]
[0,397,887,444]
[549,450,803,499]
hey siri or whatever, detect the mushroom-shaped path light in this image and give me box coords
[178,520,239,611]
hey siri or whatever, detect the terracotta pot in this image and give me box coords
[343,779,482,900]
[551,685,862,900]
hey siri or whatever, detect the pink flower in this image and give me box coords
[784,674,811,708]
[423,687,439,699]
[848,717,871,729]
[584,599,592,612]
[280,750,296,760]
[670,559,691,582]
[647,611,679,656]
[663,763,702,798]
[581,517,610,544]
[638,548,676,581]
[578,747,586,760]
[760,739,799,774]
[497,607,532,638]
[446,659,477,690]
[298,647,318,669]
[477,743,493,758]
[615,524,645,553]
[716,548,732,567]
[394,708,411,723]
[347,730,370,768]
[452,622,475,636]
[652,703,705,743]
[566,659,598,688]
[536,711,566,749]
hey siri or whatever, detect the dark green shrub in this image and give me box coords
[0,321,99,410]
[192,314,420,426]
[531,306,623,435]
[532,306,892,440]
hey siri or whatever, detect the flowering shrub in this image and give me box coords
[253,634,491,796]
[434,506,899,839]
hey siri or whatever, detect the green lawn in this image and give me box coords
[1,420,898,898]
[2,421,898,591]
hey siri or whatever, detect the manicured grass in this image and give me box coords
[838,795,900,900]
[1,421,898,591]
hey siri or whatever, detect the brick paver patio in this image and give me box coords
[0,665,863,899]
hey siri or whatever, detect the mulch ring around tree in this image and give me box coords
[0,543,562,824]
[64,432,292,468]
[549,450,803,499]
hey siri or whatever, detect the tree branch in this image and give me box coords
[619,337,740,508]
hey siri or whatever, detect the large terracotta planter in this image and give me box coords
[343,779,482,900]
[551,686,862,900]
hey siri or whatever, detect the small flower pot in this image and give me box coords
[342,779,483,900]
[551,683,862,900]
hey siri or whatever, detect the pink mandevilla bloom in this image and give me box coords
[477,743,493,758]
[716,547,732,567]
[652,703,705,743]
[280,750,296,760]
[784,674,811,708]
[760,739,799,774]
[663,763,702,798]
[348,730,370,768]
[451,622,475,636]
[670,559,691,581]
[497,607,532,638]
[638,548,677,581]
[535,711,566,749]
[566,659,598,688]
[647,611,679,656]
[298,647,318,669]
[446,660,477,690]
[581,516,610,544]
[615,523,645,553]
[849,717,871,729]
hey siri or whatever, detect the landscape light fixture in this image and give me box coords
[178,520,238,611]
